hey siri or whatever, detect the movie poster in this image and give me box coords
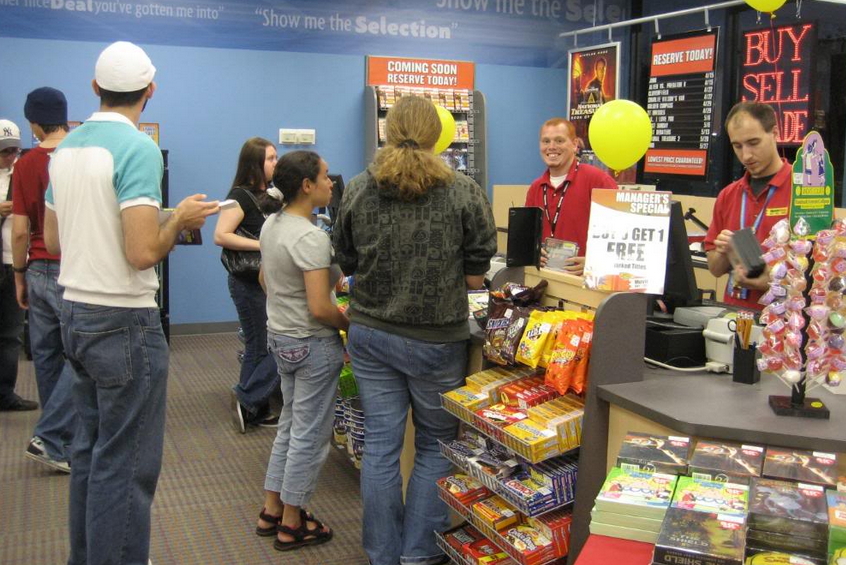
[568,42,620,150]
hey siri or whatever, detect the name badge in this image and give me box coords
[767,207,788,217]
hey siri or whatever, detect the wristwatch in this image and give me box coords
[12,265,27,273]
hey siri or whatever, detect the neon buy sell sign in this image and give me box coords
[741,22,814,146]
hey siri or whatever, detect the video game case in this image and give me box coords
[828,490,846,545]
[744,527,828,564]
[689,440,764,483]
[591,506,664,533]
[590,520,659,544]
[671,476,749,517]
[742,550,824,565]
[747,478,828,541]
[543,238,579,272]
[616,432,691,475]
[653,507,746,565]
[595,466,677,519]
[762,446,837,486]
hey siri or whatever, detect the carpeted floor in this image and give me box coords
[0,333,369,565]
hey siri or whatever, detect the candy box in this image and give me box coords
[442,523,486,554]
[498,524,555,565]
[503,419,559,462]
[527,508,572,557]
[466,538,508,563]
[472,495,519,530]
[499,475,556,514]
[444,386,491,413]
[440,474,492,506]
[475,404,528,440]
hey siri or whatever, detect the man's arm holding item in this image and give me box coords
[122,194,218,270]
[11,214,31,308]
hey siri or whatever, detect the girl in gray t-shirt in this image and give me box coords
[253,150,349,552]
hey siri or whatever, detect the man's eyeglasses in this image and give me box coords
[0,147,21,157]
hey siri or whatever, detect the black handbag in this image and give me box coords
[220,226,261,279]
[220,188,263,280]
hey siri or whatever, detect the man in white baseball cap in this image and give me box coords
[44,41,219,565]
[0,118,38,413]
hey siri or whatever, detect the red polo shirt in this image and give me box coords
[524,160,617,255]
[11,146,60,263]
[704,159,792,310]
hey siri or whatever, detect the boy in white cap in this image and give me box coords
[0,119,38,412]
[44,41,219,565]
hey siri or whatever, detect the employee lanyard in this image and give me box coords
[740,185,776,234]
[542,162,578,234]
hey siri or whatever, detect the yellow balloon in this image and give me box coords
[433,105,456,154]
[745,0,786,12]
[588,100,652,172]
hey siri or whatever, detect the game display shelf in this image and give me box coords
[364,84,487,191]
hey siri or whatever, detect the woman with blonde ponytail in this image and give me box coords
[333,95,497,565]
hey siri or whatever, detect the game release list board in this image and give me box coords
[644,30,719,178]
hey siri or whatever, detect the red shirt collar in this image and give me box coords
[737,158,791,198]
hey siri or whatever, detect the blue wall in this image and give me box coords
[0,37,570,325]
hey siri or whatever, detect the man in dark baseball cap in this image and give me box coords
[13,86,75,474]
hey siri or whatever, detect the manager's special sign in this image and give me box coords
[584,190,672,294]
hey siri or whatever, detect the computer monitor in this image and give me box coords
[661,200,702,312]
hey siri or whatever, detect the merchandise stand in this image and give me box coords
[364,85,488,191]
[504,269,649,564]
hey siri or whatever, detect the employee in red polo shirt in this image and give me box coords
[525,117,617,275]
[705,102,792,310]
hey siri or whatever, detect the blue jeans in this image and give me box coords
[346,324,467,565]
[28,261,77,462]
[0,264,24,401]
[265,332,344,506]
[228,274,279,416]
[61,301,168,565]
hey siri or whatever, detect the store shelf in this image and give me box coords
[437,483,567,565]
[440,393,579,464]
[365,85,487,190]
[439,440,575,517]
[434,529,477,565]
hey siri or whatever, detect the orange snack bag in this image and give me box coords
[569,318,594,395]
[544,319,583,395]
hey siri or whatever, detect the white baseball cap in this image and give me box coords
[95,41,156,92]
[0,119,22,151]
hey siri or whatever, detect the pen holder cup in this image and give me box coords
[732,336,760,385]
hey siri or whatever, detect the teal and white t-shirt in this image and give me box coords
[46,112,163,308]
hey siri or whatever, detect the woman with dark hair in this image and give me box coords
[253,150,348,551]
[214,137,280,433]
[333,95,497,565]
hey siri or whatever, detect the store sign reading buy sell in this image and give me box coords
[742,22,814,146]
[367,56,474,89]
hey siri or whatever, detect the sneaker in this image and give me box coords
[25,437,71,474]
[230,390,246,434]
[0,393,38,411]
[256,414,280,428]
